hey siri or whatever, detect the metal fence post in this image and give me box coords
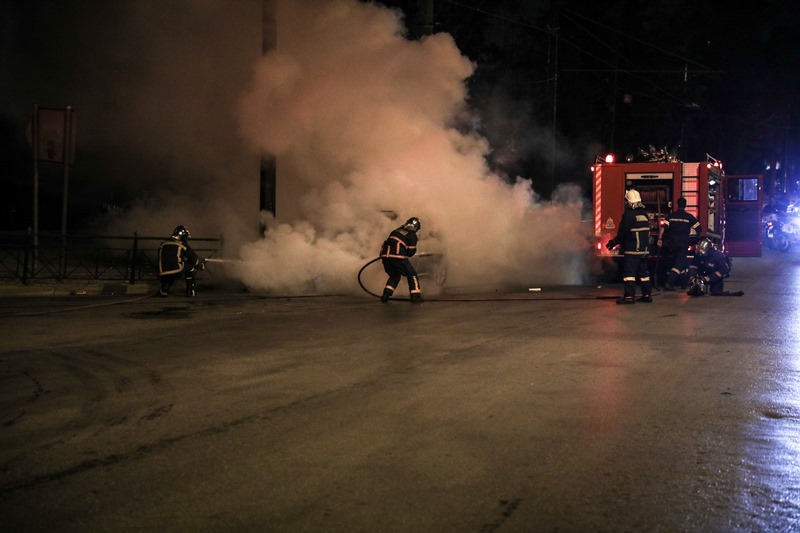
[22,233,31,285]
[129,232,138,285]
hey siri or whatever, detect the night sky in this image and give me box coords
[2,0,799,234]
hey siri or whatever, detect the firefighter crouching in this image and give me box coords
[158,225,205,297]
[687,238,743,296]
[606,189,653,305]
[380,217,423,303]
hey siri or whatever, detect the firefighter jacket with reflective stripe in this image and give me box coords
[690,249,730,282]
[158,240,200,276]
[614,207,650,255]
[663,209,702,247]
[380,227,418,259]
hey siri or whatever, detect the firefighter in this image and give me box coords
[380,217,423,303]
[687,238,731,296]
[657,197,702,291]
[606,189,653,304]
[158,225,204,297]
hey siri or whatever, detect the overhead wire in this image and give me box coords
[443,0,717,109]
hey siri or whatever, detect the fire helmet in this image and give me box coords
[625,189,642,205]
[172,225,191,242]
[696,238,713,257]
[403,217,421,232]
[687,275,708,296]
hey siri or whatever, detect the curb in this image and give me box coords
[0,281,160,297]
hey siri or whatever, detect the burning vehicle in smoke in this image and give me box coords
[411,252,447,286]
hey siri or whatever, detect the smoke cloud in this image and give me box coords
[233,0,591,295]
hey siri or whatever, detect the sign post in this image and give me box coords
[28,105,77,279]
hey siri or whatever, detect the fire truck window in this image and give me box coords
[727,178,759,201]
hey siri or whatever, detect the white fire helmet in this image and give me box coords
[625,189,642,205]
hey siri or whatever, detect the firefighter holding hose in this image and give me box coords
[158,225,204,297]
[606,190,653,304]
[380,217,423,303]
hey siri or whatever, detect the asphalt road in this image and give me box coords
[1,252,798,532]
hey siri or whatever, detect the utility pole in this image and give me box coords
[260,0,277,233]
[420,0,434,36]
[784,103,791,194]
[548,20,559,196]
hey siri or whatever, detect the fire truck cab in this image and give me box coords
[592,152,762,277]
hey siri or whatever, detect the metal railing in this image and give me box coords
[0,231,223,285]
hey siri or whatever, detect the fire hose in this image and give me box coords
[358,257,619,302]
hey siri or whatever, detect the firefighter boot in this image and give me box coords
[159,282,170,297]
[380,288,393,303]
[637,294,653,303]
[616,296,635,305]
[410,293,424,304]
[185,277,196,298]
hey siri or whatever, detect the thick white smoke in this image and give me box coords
[234,0,591,295]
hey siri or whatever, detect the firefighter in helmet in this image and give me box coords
[687,238,730,296]
[657,197,702,291]
[606,189,653,304]
[158,225,204,297]
[379,217,423,303]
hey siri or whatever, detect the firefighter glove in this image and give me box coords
[605,239,616,251]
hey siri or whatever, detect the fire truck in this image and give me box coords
[592,150,763,279]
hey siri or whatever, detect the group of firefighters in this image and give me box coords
[159,191,738,302]
[606,189,741,304]
[155,217,426,302]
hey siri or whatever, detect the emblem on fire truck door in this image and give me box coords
[605,218,616,229]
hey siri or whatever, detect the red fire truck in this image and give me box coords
[592,152,763,278]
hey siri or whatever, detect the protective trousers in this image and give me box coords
[665,243,690,287]
[381,257,421,300]
[622,253,652,299]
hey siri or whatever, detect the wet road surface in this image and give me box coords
[1,253,799,531]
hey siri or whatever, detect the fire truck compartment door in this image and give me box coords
[724,175,763,257]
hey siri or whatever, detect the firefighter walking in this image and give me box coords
[657,197,702,290]
[606,190,653,304]
[380,217,423,303]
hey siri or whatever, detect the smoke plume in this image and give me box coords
[233,0,590,295]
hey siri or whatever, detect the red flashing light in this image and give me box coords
[604,153,615,163]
